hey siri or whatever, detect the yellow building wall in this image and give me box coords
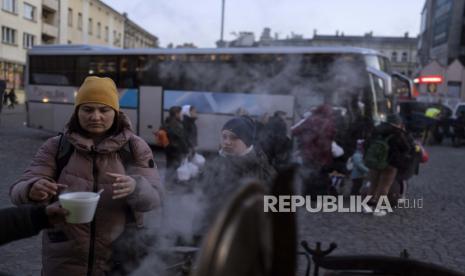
[65,0,124,47]
[0,0,42,64]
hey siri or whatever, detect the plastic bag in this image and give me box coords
[346,157,354,171]
[176,159,200,181]
[192,153,206,167]
[186,162,199,178]
[176,160,191,181]
[331,141,344,158]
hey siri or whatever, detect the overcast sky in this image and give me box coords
[102,0,425,48]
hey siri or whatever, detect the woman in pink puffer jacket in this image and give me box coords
[10,76,163,276]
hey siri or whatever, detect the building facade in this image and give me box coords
[1,0,42,88]
[1,0,157,90]
[123,13,158,49]
[417,0,465,67]
[65,0,124,47]
[416,0,465,107]
[416,59,465,107]
[311,32,417,77]
[222,28,418,77]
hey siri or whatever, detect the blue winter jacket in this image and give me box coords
[350,151,369,179]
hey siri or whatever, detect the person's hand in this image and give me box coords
[45,202,69,225]
[107,172,136,199]
[29,179,68,201]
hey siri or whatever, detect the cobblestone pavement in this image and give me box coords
[0,108,48,276]
[296,146,465,273]
[0,106,464,275]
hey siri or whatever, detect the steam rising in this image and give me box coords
[129,52,372,274]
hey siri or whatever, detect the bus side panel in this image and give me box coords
[196,113,235,152]
[28,102,55,131]
[139,86,164,145]
[121,108,138,132]
[53,104,74,132]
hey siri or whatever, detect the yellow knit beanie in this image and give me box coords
[75,76,119,111]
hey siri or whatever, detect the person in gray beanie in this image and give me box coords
[220,116,256,156]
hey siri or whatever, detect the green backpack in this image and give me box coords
[364,134,394,170]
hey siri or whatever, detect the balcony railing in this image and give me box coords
[42,0,58,11]
[42,22,58,38]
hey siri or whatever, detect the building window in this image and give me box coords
[104,26,109,42]
[2,26,16,45]
[113,30,118,45]
[97,22,101,38]
[401,52,408,62]
[23,32,34,48]
[2,0,16,13]
[23,3,35,21]
[77,12,82,30]
[391,51,398,62]
[68,8,73,27]
[88,18,93,35]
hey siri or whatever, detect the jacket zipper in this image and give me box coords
[87,149,98,276]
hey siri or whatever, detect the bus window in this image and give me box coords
[369,73,388,122]
[88,55,117,80]
[118,56,140,88]
[163,90,294,116]
[365,55,392,74]
[392,73,413,100]
[30,55,75,86]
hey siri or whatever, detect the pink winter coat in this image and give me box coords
[292,105,336,167]
[10,114,163,276]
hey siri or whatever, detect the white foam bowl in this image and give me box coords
[59,192,100,224]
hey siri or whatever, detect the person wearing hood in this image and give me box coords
[197,116,275,232]
[10,76,163,276]
[181,105,198,151]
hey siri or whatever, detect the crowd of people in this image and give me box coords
[1,75,429,275]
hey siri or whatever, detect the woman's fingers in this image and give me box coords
[113,193,129,199]
[30,179,69,201]
[112,186,132,199]
[37,191,48,200]
[106,172,125,181]
[111,176,136,200]
[35,181,57,195]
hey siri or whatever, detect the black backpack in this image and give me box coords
[54,133,133,180]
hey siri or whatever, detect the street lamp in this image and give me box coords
[220,0,225,46]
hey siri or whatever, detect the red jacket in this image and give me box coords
[292,105,336,167]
